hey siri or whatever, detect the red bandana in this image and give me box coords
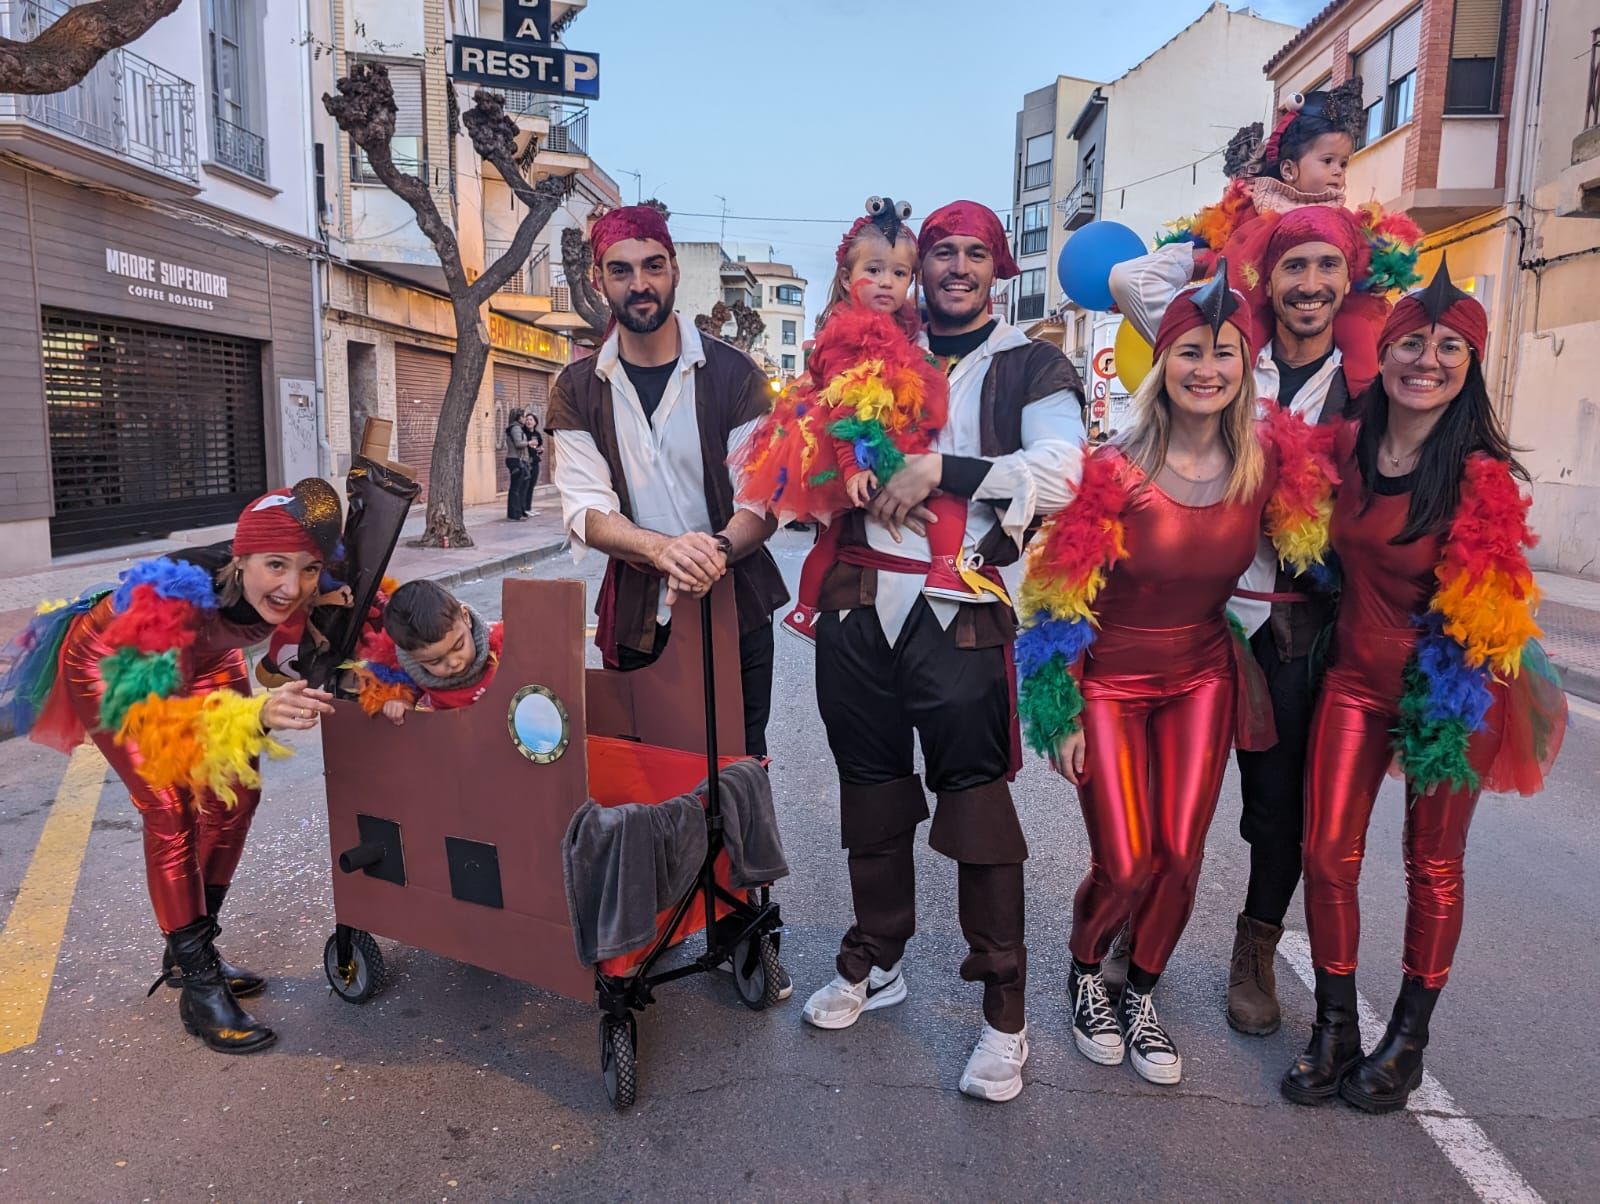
[917,201,1020,279]
[233,480,341,559]
[1153,284,1258,359]
[1379,292,1488,360]
[1262,205,1366,282]
[589,205,675,265]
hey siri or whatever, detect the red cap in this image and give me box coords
[589,205,675,266]
[1379,291,1488,360]
[1153,282,1258,360]
[233,479,341,559]
[917,201,1020,279]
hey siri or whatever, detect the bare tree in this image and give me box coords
[694,300,765,352]
[558,226,611,338]
[324,63,568,548]
[0,0,180,93]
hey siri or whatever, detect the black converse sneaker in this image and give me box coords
[1119,986,1182,1085]
[1070,963,1125,1065]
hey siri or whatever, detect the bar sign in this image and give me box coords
[505,0,549,45]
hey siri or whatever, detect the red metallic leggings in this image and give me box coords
[60,605,261,934]
[1070,628,1237,975]
[1303,627,1497,989]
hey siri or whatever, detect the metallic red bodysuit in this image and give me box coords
[1302,460,1502,989]
[1069,451,1271,975]
[57,595,274,933]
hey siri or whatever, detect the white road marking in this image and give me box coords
[1563,692,1600,726]
[1278,931,1542,1204]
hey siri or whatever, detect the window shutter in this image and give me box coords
[388,64,425,138]
[1388,10,1422,81]
[1451,0,1503,58]
[1356,43,1387,108]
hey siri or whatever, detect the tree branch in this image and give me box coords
[560,226,613,337]
[463,90,569,306]
[323,63,467,292]
[0,0,180,94]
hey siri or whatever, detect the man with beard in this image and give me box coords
[801,201,1085,1103]
[545,205,788,760]
[1111,205,1379,1037]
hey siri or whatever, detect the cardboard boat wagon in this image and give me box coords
[317,576,785,1109]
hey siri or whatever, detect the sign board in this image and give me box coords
[451,18,599,99]
[104,246,230,313]
[1087,316,1133,443]
[1091,346,1116,380]
[504,0,551,44]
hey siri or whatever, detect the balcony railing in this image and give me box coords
[5,0,197,183]
[485,241,552,295]
[211,111,266,181]
[501,93,589,157]
[1023,159,1051,191]
[1059,174,1097,230]
[1015,293,1046,322]
[1587,27,1600,132]
[1018,227,1048,257]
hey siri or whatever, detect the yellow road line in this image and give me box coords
[0,746,106,1054]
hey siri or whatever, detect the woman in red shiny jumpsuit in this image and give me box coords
[15,483,340,1054]
[1281,265,1563,1112]
[1038,275,1291,1086]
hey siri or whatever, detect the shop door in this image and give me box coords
[491,362,552,493]
[394,344,453,504]
[43,309,268,553]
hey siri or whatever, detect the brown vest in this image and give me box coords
[546,336,789,656]
[817,337,1085,649]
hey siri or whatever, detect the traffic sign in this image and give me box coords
[1092,347,1116,379]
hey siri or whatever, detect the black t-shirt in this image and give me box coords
[1272,349,1333,409]
[928,319,997,369]
[621,357,678,421]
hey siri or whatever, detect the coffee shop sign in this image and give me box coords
[105,247,229,312]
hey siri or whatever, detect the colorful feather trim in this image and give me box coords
[1262,407,1339,577]
[0,591,109,736]
[1358,204,1424,293]
[1394,455,1543,793]
[111,556,217,614]
[1015,452,1134,756]
[118,689,286,806]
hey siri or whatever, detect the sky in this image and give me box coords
[572,0,1330,330]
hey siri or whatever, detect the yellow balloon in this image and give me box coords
[1115,319,1153,393]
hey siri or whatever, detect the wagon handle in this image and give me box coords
[700,593,721,825]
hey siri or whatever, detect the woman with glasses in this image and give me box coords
[1281,259,1566,1112]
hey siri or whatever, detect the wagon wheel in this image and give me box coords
[731,932,784,1011]
[323,929,387,1003]
[599,1014,637,1110]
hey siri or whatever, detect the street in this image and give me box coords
[2,528,1597,1201]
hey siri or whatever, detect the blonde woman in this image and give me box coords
[1017,267,1334,1085]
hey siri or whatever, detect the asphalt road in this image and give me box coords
[1,528,1596,1201]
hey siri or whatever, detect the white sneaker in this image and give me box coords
[959,1022,1029,1102]
[801,962,906,1030]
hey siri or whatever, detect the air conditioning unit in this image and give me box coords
[551,284,572,312]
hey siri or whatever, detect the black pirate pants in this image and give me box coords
[1235,625,1317,927]
[815,600,1027,1033]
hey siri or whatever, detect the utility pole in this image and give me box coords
[715,194,728,244]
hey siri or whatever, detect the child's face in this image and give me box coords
[842,234,917,313]
[408,605,476,679]
[1283,132,1353,193]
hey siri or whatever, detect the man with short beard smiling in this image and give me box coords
[545,206,788,763]
[802,201,1085,1104]
[1112,204,1383,1038]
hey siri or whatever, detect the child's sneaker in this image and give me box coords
[924,551,992,603]
[781,602,820,645]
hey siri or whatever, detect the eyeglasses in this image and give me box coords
[1389,334,1472,368]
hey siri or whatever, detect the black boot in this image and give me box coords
[1341,977,1439,1113]
[1280,969,1362,1105]
[166,918,276,1055]
[160,885,266,997]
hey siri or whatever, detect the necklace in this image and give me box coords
[1381,439,1419,471]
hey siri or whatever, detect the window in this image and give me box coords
[1446,0,1507,113]
[775,284,803,306]
[1016,267,1046,321]
[206,0,267,180]
[351,60,425,181]
[1023,132,1052,191]
[1354,9,1421,147]
[781,354,796,372]
[1018,201,1049,257]
[781,319,797,345]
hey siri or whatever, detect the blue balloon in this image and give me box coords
[1057,221,1148,312]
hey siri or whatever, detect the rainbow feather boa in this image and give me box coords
[1016,414,1336,758]
[97,557,287,805]
[1394,455,1542,792]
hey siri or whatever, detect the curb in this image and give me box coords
[1550,657,1600,708]
[413,538,567,590]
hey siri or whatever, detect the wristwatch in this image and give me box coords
[713,532,734,559]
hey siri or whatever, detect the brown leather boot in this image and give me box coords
[1226,913,1283,1035]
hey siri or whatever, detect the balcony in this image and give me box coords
[1576,27,1600,168]
[1015,293,1046,322]
[1018,227,1048,257]
[501,95,589,178]
[485,240,554,319]
[0,0,198,194]
[1023,159,1051,191]
[1060,174,1096,230]
[210,111,266,182]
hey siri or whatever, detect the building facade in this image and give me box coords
[744,260,807,381]
[1266,0,1600,576]
[311,0,589,507]
[1009,75,1100,331]
[0,0,322,571]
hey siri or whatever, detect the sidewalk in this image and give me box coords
[0,488,570,652]
[1534,570,1600,706]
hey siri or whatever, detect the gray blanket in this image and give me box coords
[561,759,789,967]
